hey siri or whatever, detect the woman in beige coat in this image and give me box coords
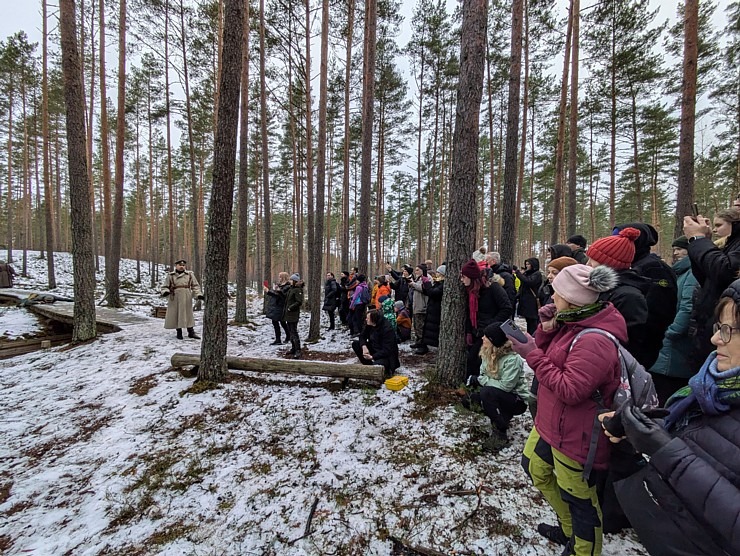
[160,259,203,339]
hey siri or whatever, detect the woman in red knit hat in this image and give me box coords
[586,228,651,368]
[460,259,512,378]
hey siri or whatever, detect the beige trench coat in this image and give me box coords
[160,271,202,329]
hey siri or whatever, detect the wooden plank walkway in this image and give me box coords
[0,288,150,332]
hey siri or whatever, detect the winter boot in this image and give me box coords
[413,344,429,355]
[187,327,201,340]
[270,338,282,345]
[292,339,302,359]
[537,523,569,547]
[176,329,184,340]
[482,429,509,452]
[560,539,575,556]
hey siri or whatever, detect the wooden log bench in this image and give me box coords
[171,353,386,385]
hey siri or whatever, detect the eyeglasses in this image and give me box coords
[712,322,740,343]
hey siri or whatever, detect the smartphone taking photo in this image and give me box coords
[500,319,528,343]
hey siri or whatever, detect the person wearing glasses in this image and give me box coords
[600,279,740,556]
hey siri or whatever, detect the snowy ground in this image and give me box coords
[0,252,649,555]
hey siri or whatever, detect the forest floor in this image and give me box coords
[0,252,649,556]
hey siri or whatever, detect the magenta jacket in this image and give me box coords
[526,303,627,470]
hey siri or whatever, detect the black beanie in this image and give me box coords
[483,322,508,348]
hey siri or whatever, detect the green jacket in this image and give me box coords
[283,283,304,323]
[478,352,530,402]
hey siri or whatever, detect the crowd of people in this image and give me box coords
[259,206,740,556]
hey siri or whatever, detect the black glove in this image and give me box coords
[197,295,204,300]
[602,406,669,439]
[621,403,672,456]
[162,291,170,297]
[512,265,518,272]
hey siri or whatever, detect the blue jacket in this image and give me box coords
[649,256,699,378]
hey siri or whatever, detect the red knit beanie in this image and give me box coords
[461,259,481,280]
[587,227,640,270]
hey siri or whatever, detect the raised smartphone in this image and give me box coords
[500,319,528,343]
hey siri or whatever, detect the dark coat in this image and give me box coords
[466,281,512,336]
[389,269,410,304]
[0,262,16,288]
[616,404,740,556]
[515,258,542,319]
[571,247,588,264]
[422,279,444,347]
[265,282,290,321]
[283,282,304,323]
[359,316,400,371]
[688,223,740,365]
[599,269,650,366]
[538,282,554,307]
[548,244,574,259]
[322,278,339,311]
[489,263,517,312]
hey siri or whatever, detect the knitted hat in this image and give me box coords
[461,259,481,280]
[587,227,641,270]
[402,264,414,275]
[552,264,618,306]
[436,264,446,276]
[567,235,588,249]
[547,256,578,273]
[672,236,689,250]
[378,295,390,303]
[290,273,300,281]
[483,322,508,348]
[417,263,428,276]
[394,300,405,311]
[472,248,487,264]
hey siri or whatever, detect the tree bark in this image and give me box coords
[259,0,272,283]
[59,0,97,342]
[566,0,579,237]
[199,0,243,382]
[500,0,523,265]
[235,0,251,324]
[436,0,486,386]
[358,0,377,275]
[675,0,698,237]
[99,0,112,269]
[341,0,354,271]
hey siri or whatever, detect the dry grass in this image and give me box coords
[128,374,158,396]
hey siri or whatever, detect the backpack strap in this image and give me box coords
[568,327,620,481]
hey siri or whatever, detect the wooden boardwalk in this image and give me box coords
[0,288,150,332]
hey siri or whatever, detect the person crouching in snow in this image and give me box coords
[465,322,530,452]
[511,263,625,556]
[352,309,400,377]
[161,259,203,340]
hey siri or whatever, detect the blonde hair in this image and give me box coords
[278,271,290,283]
[715,208,740,223]
[479,339,514,380]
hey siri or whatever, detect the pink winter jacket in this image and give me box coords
[526,303,627,470]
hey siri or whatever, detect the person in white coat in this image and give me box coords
[160,259,203,339]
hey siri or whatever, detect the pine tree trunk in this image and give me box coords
[609,4,616,229]
[99,0,113,271]
[515,0,529,259]
[165,1,175,267]
[107,0,126,308]
[675,0,698,237]
[341,0,354,271]
[259,0,272,283]
[358,0,377,275]
[235,0,250,324]
[550,0,573,246]
[304,0,316,339]
[60,0,97,342]
[6,86,13,264]
[436,0,486,386]
[566,0,579,237]
[199,0,243,382]
[43,0,57,288]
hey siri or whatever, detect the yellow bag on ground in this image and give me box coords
[384,375,409,391]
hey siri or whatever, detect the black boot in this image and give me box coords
[537,523,569,546]
[176,328,184,340]
[187,327,201,339]
[292,339,302,359]
[270,338,282,345]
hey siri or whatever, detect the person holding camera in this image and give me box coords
[160,259,203,339]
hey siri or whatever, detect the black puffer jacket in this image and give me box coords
[359,316,400,372]
[599,269,650,366]
[422,279,444,347]
[322,278,339,311]
[616,405,740,556]
[489,263,517,312]
[265,282,290,321]
[466,281,512,337]
[515,258,542,319]
[571,247,588,264]
[614,223,678,369]
[687,224,740,365]
[389,269,410,304]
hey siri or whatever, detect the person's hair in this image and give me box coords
[352,267,359,273]
[378,275,387,285]
[366,309,381,326]
[715,295,740,329]
[327,272,335,278]
[715,208,740,223]
[486,251,500,263]
[479,339,514,379]
[278,271,290,282]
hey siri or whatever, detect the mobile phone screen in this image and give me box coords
[500,319,528,343]
[263,280,270,288]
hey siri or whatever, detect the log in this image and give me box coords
[171,352,385,384]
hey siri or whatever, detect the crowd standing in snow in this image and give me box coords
[252,200,740,556]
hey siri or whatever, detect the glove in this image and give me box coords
[465,333,473,346]
[509,332,536,357]
[621,403,672,457]
[197,295,204,300]
[538,303,557,323]
[162,291,170,297]
[602,406,670,439]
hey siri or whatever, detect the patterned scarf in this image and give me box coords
[555,301,606,323]
[381,298,397,331]
[663,352,740,431]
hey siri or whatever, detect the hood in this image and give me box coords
[525,258,540,272]
[615,268,650,295]
[613,223,658,262]
[492,262,512,274]
[566,302,629,344]
[549,244,573,259]
[672,256,692,275]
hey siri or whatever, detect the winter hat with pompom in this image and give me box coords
[587,227,641,270]
[552,264,618,307]
[461,259,482,280]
